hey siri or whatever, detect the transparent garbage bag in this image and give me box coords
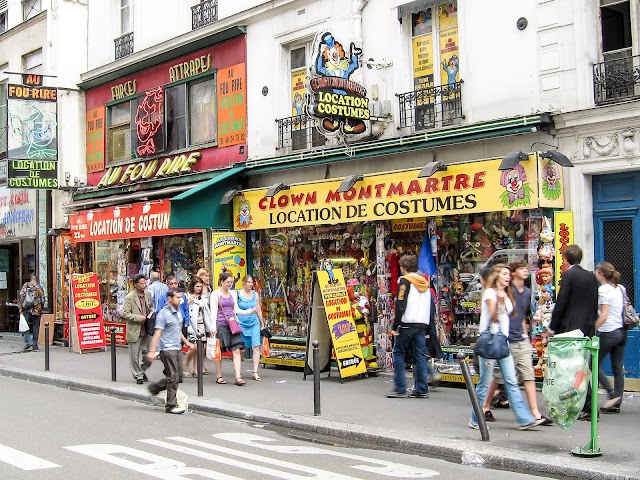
[542,338,590,430]
[164,389,189,411]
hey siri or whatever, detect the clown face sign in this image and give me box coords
[306,31,370,137]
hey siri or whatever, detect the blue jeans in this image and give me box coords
[470,354,535,426]
[23,312,40,350]
[392,326,428,394]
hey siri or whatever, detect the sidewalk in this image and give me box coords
[1,333,638,479]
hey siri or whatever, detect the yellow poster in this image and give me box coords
[212,232,247,291]
[537,154,565,208]
[440,27,459,85]
[553,211,574,294]
[317,267,366,378]
[439,2,458,30]
[391,218,428,233]
[233,157,540,231]
[291,69,307,117]
[412,34,433,89]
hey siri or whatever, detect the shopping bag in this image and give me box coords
[542,338,590,430]
[206,336,221,361]
[261,337,270,357]
[18,314,29,333]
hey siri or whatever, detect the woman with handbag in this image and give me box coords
[594,262,627,413]
[469,264,544,431]
[237,275,265,381]
[184,277,213,376]
[210,272,257,385]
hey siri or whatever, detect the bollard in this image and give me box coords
[196,334,204,397]
[312,340,321,416]
[110,327,117,382]
[457,352,489,441]
[44,322,50,371]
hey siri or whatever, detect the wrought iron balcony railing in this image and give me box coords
[593,54,640,105]
[192,0,218,30]
[276,114,327,153]
[397,81,463,131]
[114,32,134,60]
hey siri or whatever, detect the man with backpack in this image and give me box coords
[19,275,45,351]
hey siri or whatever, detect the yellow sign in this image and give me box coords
[391,218,428,232]
[291,69,307,117]
[317,268,366,378]
[212,232,247,291]
[233,157,539,230]
[537,155,565,208]
[554,211,574,294]
[75,298,99,309]
[439,3,459,86]
[412,34,433,89]
[96,152,200,188]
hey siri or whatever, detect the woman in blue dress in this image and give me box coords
[237,275,265,381]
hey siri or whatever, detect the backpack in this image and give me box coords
[22,287,36,309]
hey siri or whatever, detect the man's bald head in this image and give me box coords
[150,271,161,283]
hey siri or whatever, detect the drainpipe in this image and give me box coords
[352,0,368,49]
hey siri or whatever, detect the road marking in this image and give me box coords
[146,437,360,479]
[65,444,241,479]
[0,444,60,470]
[214,433,440,478]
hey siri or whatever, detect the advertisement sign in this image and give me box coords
[211,232,247,291]
[68,200,199,242]
[317,268,366,378]
[291,69,307,117]
[103,321,127,346]
[217,63,247,147]
[71,273,106,350]
[0,187,36,238]
[412,34,434,89]
[86,107,106,173]
[234,157,540,230]
[554,211,574,293]
[537,155,565,208]
[391,218,428,233]
[439,3,459,86]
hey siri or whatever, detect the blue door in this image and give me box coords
[593,172,640,378]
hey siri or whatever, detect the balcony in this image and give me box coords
[114,32,134,60]
[593,55,640,105]
[397,81,463,131]
[192,0,218,30]
[276,115,327,154]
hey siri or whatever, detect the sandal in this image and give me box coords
[252,371,261,381]
[216,377,227,384]
[235,377,246,386]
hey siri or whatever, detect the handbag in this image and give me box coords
[18,313,29,333]
[260,327,273,339]
[621,285,639,330]
[474,329,510,360]
[219,295,243,335]
[206,335,221,360]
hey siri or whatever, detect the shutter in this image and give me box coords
[0,0,7,11]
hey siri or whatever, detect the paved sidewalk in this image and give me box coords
[0,333,638,479]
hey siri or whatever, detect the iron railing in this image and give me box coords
[192,0,218,30]
[276,114,326,153]
[114,32,134,60]
[593,54,640,105]
[397,81,463,131]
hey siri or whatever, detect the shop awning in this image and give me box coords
[170,165,246,229]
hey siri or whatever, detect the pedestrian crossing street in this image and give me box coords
[1,432,440,479]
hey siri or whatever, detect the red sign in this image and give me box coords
[104,322,127,346]
[71,273,106,350]
[68,200,199,242]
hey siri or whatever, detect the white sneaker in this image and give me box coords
[169,407,185,414]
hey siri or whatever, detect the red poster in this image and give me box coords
[71,273,106,350]
[103,322,127,346]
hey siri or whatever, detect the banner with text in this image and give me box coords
[212,232,247,291]
[554,211,574,294]
[234,157,539,230]
[217,63,247,147]
[71,273,106,350]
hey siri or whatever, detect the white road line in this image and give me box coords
[213,433,440,478]
[0,444,60,470]
[143,438,361,480]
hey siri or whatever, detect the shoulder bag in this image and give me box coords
[621,285,639,330]
[219,294,243,335]
[474,329,510,359]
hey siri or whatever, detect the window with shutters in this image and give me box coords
[0,0,8,34]
[107,101,132,164]
[23,49,43,75]
[23,0,41,21]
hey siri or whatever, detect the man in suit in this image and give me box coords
[122,274,155,384]
[549,244,599,421]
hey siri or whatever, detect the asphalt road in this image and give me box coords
[0,376,562,480]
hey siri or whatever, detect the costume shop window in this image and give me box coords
[189,76,217,145]
[165,84,187,151]
[107,100,132,165]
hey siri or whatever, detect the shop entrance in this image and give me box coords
[0,239,36,332]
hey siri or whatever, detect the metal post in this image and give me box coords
[572,336,603,457]
[110,327,117,382]
[312,340,321,416]
[44,322,50,371]
[196,334,204,397]
[457,352,489,441]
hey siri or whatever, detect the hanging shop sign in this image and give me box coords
[537,156,564,208]
[307,31,369,137]
[234,157,540,230]
[71,273,106,350]
[68,200,199,242]
[317,267,367,378]
[553,211,574,293]
[96,151,200,188]
[7,84,58,189]
[212,232,247,290]
[86,107,106,173]
[0,187,36,238]
[217,63,247,147]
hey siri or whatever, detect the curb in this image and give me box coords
[1,367,638,480]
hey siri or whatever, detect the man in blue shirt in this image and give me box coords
[148,271,168,312]
[155,276,190,383]
[147,289,195,414]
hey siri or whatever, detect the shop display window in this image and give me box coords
[96,240,129,322]
[160,232,205,286]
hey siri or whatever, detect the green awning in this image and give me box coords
[170,165,245,229]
